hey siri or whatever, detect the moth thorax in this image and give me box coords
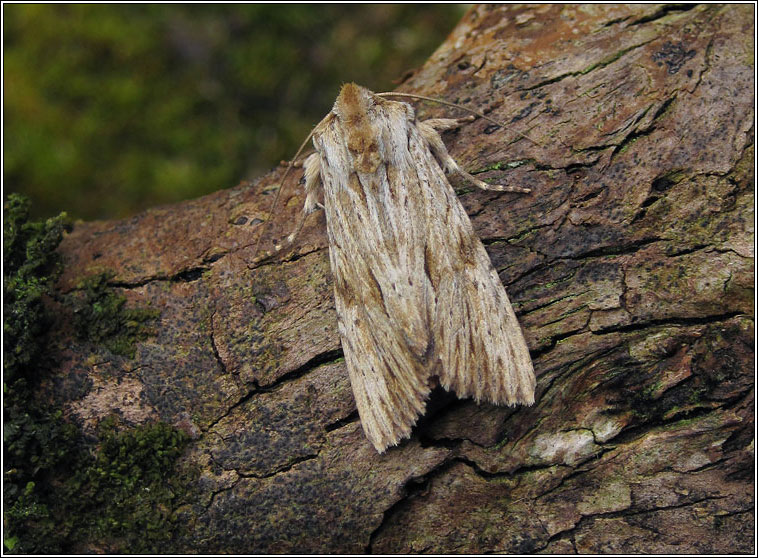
[345,130,380,173]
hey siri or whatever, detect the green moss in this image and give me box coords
[5,415,195,553]
[3,193,68,383]
[71,273,160,358]
[3,195,196,553]
[3,409,83,553]
[66,417,194,553]
[3,194,79,553]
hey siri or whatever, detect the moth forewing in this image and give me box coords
[292,83,535,452]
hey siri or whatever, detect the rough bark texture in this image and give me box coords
[50,4,752,554]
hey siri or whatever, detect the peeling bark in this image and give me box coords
[50,4,752,554]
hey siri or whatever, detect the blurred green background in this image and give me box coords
[4,4,466,221]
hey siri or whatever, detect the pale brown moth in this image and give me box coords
[266,83,535,453]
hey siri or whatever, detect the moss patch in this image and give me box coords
[4,414,194,554]
[3,193,68,383]
[71,272,160,358]
[65,417,194,553]
[3,195,195,553]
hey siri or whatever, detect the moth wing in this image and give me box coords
[432,252,536,405]
[317,110,434,453]
[330,251,432,452]
[416,133,536,406]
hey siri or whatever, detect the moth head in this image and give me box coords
[335,83,382,173]
[335,82,373,121]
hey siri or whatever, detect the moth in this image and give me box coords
[268,83,535,452]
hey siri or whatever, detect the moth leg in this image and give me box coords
[421,115,475,132]
[418,121,531,194]
[278,152,322,248]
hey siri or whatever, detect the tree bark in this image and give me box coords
[53,4,753,553]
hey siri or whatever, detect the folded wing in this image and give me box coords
[315,94,534,452]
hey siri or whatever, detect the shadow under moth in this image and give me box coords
[267,83,535,453]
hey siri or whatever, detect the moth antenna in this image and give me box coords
[250,113,333,265]
[377,91,541,147]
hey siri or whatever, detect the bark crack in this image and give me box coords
[107,265,210,288]
[244,244,326,271]
[208,306,243,391]
[540,494,729,551]
[324,410,360,432]
[520,40,655,93]
[593,311,745,336]
[626,4,697,26]
[204,474,242,512]
[365,461,446,553]
[236,452,321,479]
[202,347,344,433]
